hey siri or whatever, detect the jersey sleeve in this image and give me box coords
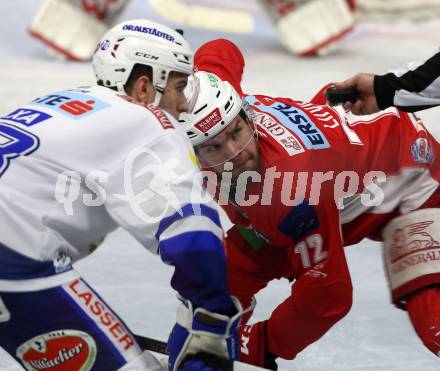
[276,198,353,356]
[194,38,245,96]
[374,50,440,112]
[104,130,233,313]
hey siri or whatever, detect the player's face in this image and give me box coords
[159,73,189,119]
[196,115,259,181]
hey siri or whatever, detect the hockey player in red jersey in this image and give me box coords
[179,38,440,368]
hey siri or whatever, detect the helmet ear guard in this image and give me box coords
[92,19,193,96]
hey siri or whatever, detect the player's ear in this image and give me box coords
[132,75,155,104]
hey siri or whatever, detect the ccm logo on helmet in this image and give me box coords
[122,24,175,42]
[135,51,159,60]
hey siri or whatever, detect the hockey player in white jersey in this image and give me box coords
[0,19,243,371]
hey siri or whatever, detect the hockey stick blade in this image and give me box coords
[134,334,270,371]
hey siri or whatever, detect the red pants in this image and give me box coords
[405,186,440,358]
[407,287,440,357]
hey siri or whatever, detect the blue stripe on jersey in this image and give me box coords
[159,231,232,312]
[156,203,222,240]
[0,242,72,279]
[159,230,223,261]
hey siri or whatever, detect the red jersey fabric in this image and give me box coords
[195,39,440,361]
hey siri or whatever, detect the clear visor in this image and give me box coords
[195,100,258,168]
[184,75,201,113]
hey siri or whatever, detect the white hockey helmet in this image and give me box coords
[180,71,257,166]
[92,19,193,98]
[181,71,244,146]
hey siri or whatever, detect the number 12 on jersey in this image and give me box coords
[294,234,326,268]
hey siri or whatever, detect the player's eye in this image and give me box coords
[231,127,242,140]
[205,144,221,153]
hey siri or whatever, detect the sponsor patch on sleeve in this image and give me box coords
[246,95,330,150]
[254,111,304,156]
[31,91,110,120]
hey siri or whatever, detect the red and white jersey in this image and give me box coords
[223,89,440,256]
[195,37,440,283]
[310,85,440,245]
[195,38,440,356]
[214,90,440,323]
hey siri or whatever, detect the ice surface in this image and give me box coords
[1,1,440,369]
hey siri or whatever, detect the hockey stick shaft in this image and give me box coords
[134,334,168,355]
[134,334,270,371]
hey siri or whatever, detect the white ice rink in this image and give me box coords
[1,1,440,370]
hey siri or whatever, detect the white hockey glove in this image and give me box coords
[28,0,130,61]
[257,0,355,56]
[167,297,243,371]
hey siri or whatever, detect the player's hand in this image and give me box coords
[167,297,243,371]
[333,73,380,115]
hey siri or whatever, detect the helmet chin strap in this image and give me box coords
[116,82,126,94]
[153,85,164,106]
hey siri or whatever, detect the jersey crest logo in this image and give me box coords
[31,91,110,120]
[411,137,435,164]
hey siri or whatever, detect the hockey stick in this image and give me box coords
[134,334,168,355]
[150,0,255,33]
[134,334,270,371]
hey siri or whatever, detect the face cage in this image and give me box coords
[196,99,259,169]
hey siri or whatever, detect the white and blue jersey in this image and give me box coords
[0,85,232,312]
